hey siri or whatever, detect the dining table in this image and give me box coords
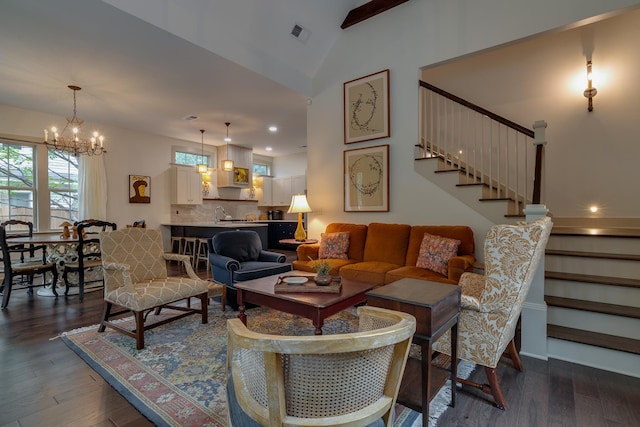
[7,233,91,297]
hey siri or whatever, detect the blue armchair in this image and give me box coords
[208,230,291,310]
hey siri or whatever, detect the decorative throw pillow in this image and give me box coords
[318,232,350,260]
[416,232,461,276]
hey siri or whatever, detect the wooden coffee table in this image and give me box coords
[234,271,376,335]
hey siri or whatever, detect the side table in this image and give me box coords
[366,278,460,427]
[278,238,318,245]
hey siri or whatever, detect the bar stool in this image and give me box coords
[170,236,184,254]
[194,238,210,271]
[182,237,198,266]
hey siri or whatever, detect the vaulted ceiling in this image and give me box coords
[0,0,366,156]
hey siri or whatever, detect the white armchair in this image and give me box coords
[98,227,222,349]
[433,216,552,409]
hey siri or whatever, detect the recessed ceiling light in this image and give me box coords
[266,147,273,151]
[268,126,278,132]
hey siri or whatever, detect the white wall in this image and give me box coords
[307,0,640,241]
[0,104,197,230]
[273,152,307,177]
[421,8,640,219]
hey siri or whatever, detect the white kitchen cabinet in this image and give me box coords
[291,174,306,196]
[256,176,273,206]
[260,174,306,207]
[271,176,292,206]
[171,166,203,205]
[217,144,252,187]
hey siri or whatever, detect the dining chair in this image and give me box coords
[1,219,45,263]
[62,219,117,301]
[0,224,59,309]
[226,306,416,427]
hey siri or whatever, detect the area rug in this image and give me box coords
[60,302,475,427]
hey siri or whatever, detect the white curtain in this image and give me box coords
[78,155,108,220]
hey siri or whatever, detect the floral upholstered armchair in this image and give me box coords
[433,216,552,409]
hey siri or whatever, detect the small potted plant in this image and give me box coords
[310,259,332,285]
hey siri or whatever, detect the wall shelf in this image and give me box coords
[203,198,258,202]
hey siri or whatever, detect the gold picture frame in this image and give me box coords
[129,175,150,203]
[344,144,389,212]
[233,167,249,185]
[343,69,390,144]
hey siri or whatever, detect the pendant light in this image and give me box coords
[222,122,234,172]
[196,129,208,174]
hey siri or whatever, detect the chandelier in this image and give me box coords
[43,85,106,157]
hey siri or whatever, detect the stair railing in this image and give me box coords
[418,81,546,212]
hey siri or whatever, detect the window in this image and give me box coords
[252,162,269,176]
[48,151,78,227]
[175,150,210,167]
[252,154,272,176]
[0,142,35,223]
[0,139,79,230]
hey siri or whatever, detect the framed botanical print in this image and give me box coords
[129,175,150,203]
[344,144,389,212]
[343,69,390,144]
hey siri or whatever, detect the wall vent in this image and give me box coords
[290,24,310,43]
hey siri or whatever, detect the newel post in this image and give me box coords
[531,120,547,205]
[521,204,550,360]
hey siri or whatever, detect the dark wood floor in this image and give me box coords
[2,260,640,427]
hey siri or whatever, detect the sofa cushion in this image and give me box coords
[292,258,356,276]
[340,261,402,285]
[405,226,475,266]
[416,232,461,275]
[384,266,457,285]
[324,223,368,262]
[318,231,350,260]
[362,223,411,265]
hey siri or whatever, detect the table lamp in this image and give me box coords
[287,194,312,241]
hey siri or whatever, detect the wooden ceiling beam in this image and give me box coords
[341,0,411,29]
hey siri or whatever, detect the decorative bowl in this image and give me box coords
[314,275,333,286]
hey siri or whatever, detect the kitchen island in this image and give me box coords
[163,222,269,250]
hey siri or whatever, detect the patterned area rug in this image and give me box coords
[60,302,475,426]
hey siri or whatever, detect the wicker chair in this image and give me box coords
[433,216,553,409]
[97,227,223,349]
[226,306,416,427]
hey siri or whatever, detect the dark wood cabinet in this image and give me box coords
[267,222,297,249]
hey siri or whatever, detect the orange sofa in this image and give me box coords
[293,222,476,285]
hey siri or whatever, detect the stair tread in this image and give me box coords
[545,271,640,288]
[545,295,640,319]
[478,197,513,202]
[551,226,640,238]
[547,324,640,355]
[546,249,640,261]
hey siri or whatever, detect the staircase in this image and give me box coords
[416,81,640,376]
[415,81,545,225]
[544,222,640,376]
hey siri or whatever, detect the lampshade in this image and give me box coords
[288,194,312,213]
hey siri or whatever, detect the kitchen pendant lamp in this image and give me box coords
[222,122,234,172]
[196,129,208,174]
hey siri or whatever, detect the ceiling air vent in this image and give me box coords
[290,24,310,43]
[183,115,199,121]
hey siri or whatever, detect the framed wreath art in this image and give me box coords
[344,144,389,212]
[343,69,390,144]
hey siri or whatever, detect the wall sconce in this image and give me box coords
[583,60,597,112]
